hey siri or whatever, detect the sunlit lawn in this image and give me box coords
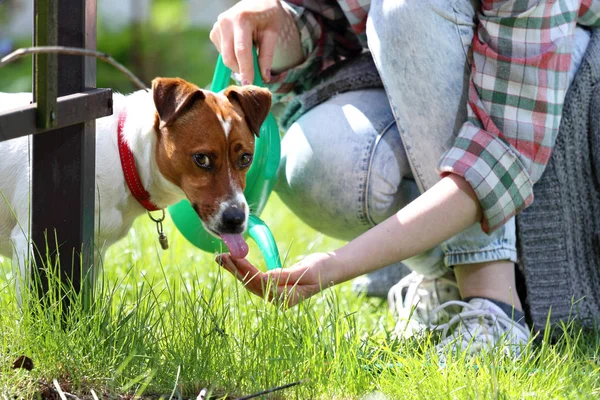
[1,194,599,399]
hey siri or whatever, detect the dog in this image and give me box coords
[0,77,271,294]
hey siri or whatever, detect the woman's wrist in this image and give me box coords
[313,249,367,288]
[304,251,343,290]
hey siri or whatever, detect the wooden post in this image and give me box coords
[32,0,97,307]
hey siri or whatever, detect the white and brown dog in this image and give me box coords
[0,78,271,291]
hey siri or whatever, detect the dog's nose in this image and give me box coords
[222,206,245,230]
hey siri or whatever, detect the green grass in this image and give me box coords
[1,194,599,399]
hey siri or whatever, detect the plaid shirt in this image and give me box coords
[269,0,600,233]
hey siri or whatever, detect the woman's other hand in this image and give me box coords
[210,0,302,85]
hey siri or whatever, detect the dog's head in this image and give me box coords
[152,77,271,257]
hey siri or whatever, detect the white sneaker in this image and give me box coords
[388,272,461,338]
[432,298,531,364]
[352,263,411,298]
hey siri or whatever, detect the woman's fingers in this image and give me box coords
[216,251,329,308]
[257,29,278,82]
[218,20,240,74]
[233,19,255,84]
[216,254,301,304]
[209,24,221,53]
[217,254,266,297]
[211,0,290,84]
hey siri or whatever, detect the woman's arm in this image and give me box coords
[325,174,481,285]
[218,174,481,307]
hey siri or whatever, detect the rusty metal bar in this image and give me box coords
[81,1,99,306]
[33,0,58,129]
[0,89,112,141]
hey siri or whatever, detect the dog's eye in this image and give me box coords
[193,154,211,169]
[239,153,253,168]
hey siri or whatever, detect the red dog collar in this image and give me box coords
[117,108,161,212]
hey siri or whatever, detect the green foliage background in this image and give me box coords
[0,0,217,92]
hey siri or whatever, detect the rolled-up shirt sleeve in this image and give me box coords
[438,0,600,233]
[267,0,363,104]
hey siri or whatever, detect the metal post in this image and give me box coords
[32,0,97,307]
[34,0,58,129]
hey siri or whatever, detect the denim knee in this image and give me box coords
[368,0,476,54]
[367,0,476,192]
[275,89,415,241]
[366,122,419,225]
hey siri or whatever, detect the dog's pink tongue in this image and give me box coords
[220,234,249,259]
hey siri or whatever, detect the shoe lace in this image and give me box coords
[431,300,530,348]
[388,273,458,323]
[388,272,425,319]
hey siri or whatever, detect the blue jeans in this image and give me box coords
[274,0,591,278]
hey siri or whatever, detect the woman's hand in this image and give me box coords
[210,0,302,85]
[216,252,334,307]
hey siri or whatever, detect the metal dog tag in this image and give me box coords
[148,210,169,251]
[158,232,169,250]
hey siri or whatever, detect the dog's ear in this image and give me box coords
[224,86,272,137]
[152,78,205,129]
